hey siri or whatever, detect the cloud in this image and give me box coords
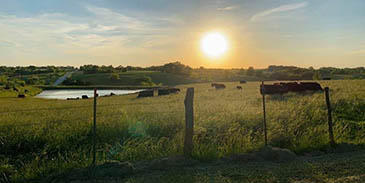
[251,2,308,22]
[217,6,237,11]
[0,5,183,65]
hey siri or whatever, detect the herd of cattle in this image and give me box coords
[136,80,323,98]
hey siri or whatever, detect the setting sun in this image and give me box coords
[201,32,228,58]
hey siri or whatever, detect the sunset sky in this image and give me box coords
[0,0,364,68]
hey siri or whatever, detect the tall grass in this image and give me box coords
[1,80,365,181]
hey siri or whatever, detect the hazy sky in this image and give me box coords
[0,0,364,68]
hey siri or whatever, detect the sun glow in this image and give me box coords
[201,32,228,58]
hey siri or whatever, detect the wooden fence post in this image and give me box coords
[184,88,194,156]
[261,81,268,146]
[324,87,335,147]
[92,88,97,166]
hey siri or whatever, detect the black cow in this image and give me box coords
[237,86,243,90]
[18,94,26,98]
[240,80,247,84]
[137,90,154,98]
[214,84,226,90]
[158,88,180,96]
[158,89,170,96]
[13,87,19,92]
[299,82,323,91]
[260,84,287,95]
[82,95,89,99]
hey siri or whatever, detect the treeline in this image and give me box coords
[80,62,192,75]
[0,66,74,76]
[0,65,74,86]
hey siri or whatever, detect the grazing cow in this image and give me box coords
[24,89,29,93]
[13,87,19,92]
[18,94,25,98]
[237,86,243,90]
[158,89,170,96]
[82,95,89,99]
[240,80,247,84]
[260,84,287,95]
[168,88,180,94]
[158,88,181,96]
[4,85,10,90]
[137,90,154,98]
[110,92,115,96]
[299,82,323,91]
[214,84,226,90]
[211,83,220,87]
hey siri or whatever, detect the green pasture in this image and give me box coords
[0,80,365,181]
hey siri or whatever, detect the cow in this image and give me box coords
[137,90,154,98]
[211,83,220,87]
[237,86,243,90]
[13,87,19,92]
[82,95,89,99]
[158,89,170,96]
[214,84,226,90]
[240,80,247,84]
[299,82,323,91]
[110,92,115,96]
[17,94,26,98]
[24,89,29,93]
[260,84,287,95]
[168,88,180,94]
[158,88,180,96]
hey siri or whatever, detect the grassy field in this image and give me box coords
[1,80,365,182]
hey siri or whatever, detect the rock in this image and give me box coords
[149,155,199,170]
[257,146,296,162]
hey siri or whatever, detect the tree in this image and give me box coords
[109,73,120,80]
[247,67,255,76]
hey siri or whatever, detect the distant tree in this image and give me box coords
[135,76,155,86]
[247,67,255,76]
[255,70,264,78]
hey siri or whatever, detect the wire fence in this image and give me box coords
[1,86,365,169]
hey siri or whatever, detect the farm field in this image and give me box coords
[1,80,365,182]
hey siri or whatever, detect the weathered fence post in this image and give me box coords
[92,88,97,166]
[324,87,335,147]
[261,81,268,146]
[184,88,194,156]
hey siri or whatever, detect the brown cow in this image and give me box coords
[237,86,243,90]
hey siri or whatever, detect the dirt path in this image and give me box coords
[53,71,75,86]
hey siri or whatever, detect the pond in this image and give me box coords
[36,89,142,100]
